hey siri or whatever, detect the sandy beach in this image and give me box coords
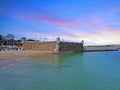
[0,50,57,60]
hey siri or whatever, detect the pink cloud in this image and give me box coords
[50,16,103,26]
[3,12,117,34]
[41,17,114,34]
[39,16,107,33]
[9,13,106,29]
[111,8,120,12]
[14,28,120,45]
[62,28,120,45]
[2,12,120,44]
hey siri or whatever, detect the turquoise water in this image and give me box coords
[0,51,120,90]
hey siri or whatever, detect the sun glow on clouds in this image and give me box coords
[11,13,120,45]
[1,0,120,45]
[14,28,120,45]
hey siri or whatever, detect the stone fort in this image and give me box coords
[23,38,84,53]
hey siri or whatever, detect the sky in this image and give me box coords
[0,0,120,45]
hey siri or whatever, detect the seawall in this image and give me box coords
[23,41,56,51]
[58,42,83,52]
[84,45,119,52]
[23,41,83,53]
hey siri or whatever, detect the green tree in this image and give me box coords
[21,37,26,44]
[0,35,2,41]
[0,35,3,45]
[21,37,26,41]
[27,39,35,41]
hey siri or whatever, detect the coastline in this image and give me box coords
[0,50,57,60]
[0,46,119,60]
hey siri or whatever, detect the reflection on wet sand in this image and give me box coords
[0,50,84,68]
[29,52,84,69]
[0,50,57,60]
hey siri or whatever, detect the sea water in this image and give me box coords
[0,51,120,90]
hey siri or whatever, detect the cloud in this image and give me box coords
[2,11,118,31]
[3,12,105,28]
[1,11,120,45]
[15,28,120,45]
[111,7,120,12]
[62,28,120,45]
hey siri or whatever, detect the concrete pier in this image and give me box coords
[83,45,119,52]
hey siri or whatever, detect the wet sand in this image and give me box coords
[0,50,57,60]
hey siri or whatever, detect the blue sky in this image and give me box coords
[0,0,120,44]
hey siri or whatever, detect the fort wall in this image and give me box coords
[23,41,57,51]
[23,41,83,53]
[58,42,83,52]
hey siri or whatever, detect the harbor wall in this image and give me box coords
[23,41,83,52]
[58,42,83,52]
[84,45,119,52]
[23,41,57,51]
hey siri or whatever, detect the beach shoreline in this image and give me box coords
[0,50,58,60]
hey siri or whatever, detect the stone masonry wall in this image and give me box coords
[23,41,57,51]
[23,41,83,52]
[58,42,83,52]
